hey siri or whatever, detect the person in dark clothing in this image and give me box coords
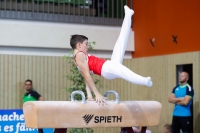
[23,79,44,133]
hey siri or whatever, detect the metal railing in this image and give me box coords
[0,0,132,26]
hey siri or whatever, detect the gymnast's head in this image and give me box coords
[70,34,88,52]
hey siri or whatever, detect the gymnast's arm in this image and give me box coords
[79,73,93,100]
[75,52,106,105]
[85,80,94,100]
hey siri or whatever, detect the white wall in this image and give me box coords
[0,19,134,58]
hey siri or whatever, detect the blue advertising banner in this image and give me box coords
[0,109,54,133]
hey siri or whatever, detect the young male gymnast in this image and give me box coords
[70,5,153,105]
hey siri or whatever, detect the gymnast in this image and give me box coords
[70,5,153,105]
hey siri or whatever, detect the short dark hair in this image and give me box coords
[25,79,32,84]
[70,34,88,49]
[164,124,172,132]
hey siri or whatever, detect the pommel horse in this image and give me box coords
[23,91,162,133]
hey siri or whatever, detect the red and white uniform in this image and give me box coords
[74,51,106,76]
[74,6,152,87]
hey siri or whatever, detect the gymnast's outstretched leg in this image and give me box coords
[101,5,153,87]
[102,61,152,87]
[110,5,134,64]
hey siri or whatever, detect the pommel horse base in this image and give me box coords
[23,91,162,133]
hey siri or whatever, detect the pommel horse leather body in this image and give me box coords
[23,91,162,133]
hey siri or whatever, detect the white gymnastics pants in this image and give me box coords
[101,5,151,87]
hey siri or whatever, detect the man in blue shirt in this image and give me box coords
[168,72,194,133]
